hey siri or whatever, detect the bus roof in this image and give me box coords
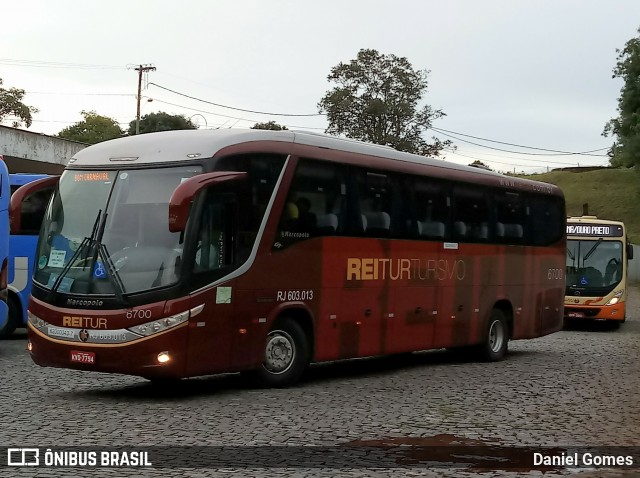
[67,129,561,195]
[68,129,496,173]
[567,216,625,227]
[9,173,51,187]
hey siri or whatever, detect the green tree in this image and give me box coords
[251,121,288,130]
[128,112,197,135]
[318,49,452,156]
[469,160,492,170]
[0,77,38,128]
[603,27,640,167]
[57,111,123,144]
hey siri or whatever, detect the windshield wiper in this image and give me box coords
[583,238,603,263]
[98,243,127,305]
[48,210,102,299]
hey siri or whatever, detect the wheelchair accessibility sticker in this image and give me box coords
[93,261,107,279]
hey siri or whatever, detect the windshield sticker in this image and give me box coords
[93,261,107,280]
[48,250,67,268]
[216,287,232,304]
[47,274,74,293]
[38,255,47,269]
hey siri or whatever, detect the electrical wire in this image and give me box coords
[148,82,324,117]
[433,129,608,158]
[0,58,126,70]
[148,98,325,130]
[432,126,608,155]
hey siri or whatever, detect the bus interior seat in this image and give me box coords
[417,220,445,239]
[315,214,338,235]
[476,222,489,240]
[360,214,368,232]
[453,221,466,239]
[604,260,622,285]
[497,222,523,240]
[363,212,390,236]
[583,267,603,287]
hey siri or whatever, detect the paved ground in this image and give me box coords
[1,288,639,477]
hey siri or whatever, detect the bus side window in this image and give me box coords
[17,188,54,236]
[193,193,236,273]
[274,159,345,249]
[529,195,564,247]
[356,170,395,237]
[495,191,527,245]
[410,177,450,241]
[452,185,490,243]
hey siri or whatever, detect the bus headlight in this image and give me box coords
[157,351,171,364]
[127,310,190,337]
[606,290,624,306]
[27,311,49,329]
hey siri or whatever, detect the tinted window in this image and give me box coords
[530,194,565,246]
[495,191,527,244]
[275,159,346,248]
[452,185,490,242]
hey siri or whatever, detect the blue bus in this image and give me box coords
[1,173,54,338]
[0,157,9,332]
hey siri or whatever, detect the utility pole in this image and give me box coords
[135,64,156,134]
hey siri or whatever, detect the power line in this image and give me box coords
[148,82,324,117]
[432,127,608,155]
[0,58,126,69]
[444,148,606,169]
[149,98,325,130]
[26,91,134,97]
[432,129,608,158]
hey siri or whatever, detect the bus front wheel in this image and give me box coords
[0,296,20,339]
[247,318,309,388]
[477,309,509,361]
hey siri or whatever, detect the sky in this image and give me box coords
[2,0,639,173]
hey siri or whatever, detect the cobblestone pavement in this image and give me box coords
[1,288,639,478]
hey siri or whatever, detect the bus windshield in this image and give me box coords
[34,166,201,295]
[566,239,623,291]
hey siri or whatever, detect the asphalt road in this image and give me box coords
[1,288,639,477]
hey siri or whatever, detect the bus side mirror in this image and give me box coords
[10,176,59,234]
[168,171,246,233]
[627,243,634,260]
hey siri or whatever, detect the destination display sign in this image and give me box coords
[566,223,623,237]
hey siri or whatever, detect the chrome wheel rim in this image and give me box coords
[488,320,505,353]
[263,330,295,374]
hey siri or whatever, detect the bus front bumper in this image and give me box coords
[27,322,188,379]
[564,304,625,321]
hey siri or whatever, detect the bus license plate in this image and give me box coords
[70,351,95,364]
[568,312,584,318]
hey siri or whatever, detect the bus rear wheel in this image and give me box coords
[247,318,309,388]
[477,309,509,361]
[0,296,20,339]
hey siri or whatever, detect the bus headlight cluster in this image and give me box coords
[606,289,624,306]
[28,311,49,329]
[127,310,189,337]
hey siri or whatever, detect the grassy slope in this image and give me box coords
[520,168,640,243]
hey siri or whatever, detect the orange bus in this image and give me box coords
[565,216,633,328]
[12,130,566,387]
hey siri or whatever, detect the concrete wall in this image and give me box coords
[629,244,640,284]
[0,125,87,174]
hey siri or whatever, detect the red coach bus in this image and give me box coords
[12,130,566,387]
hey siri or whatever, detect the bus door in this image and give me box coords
[184,191,239,376]
[167,172,247,376]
